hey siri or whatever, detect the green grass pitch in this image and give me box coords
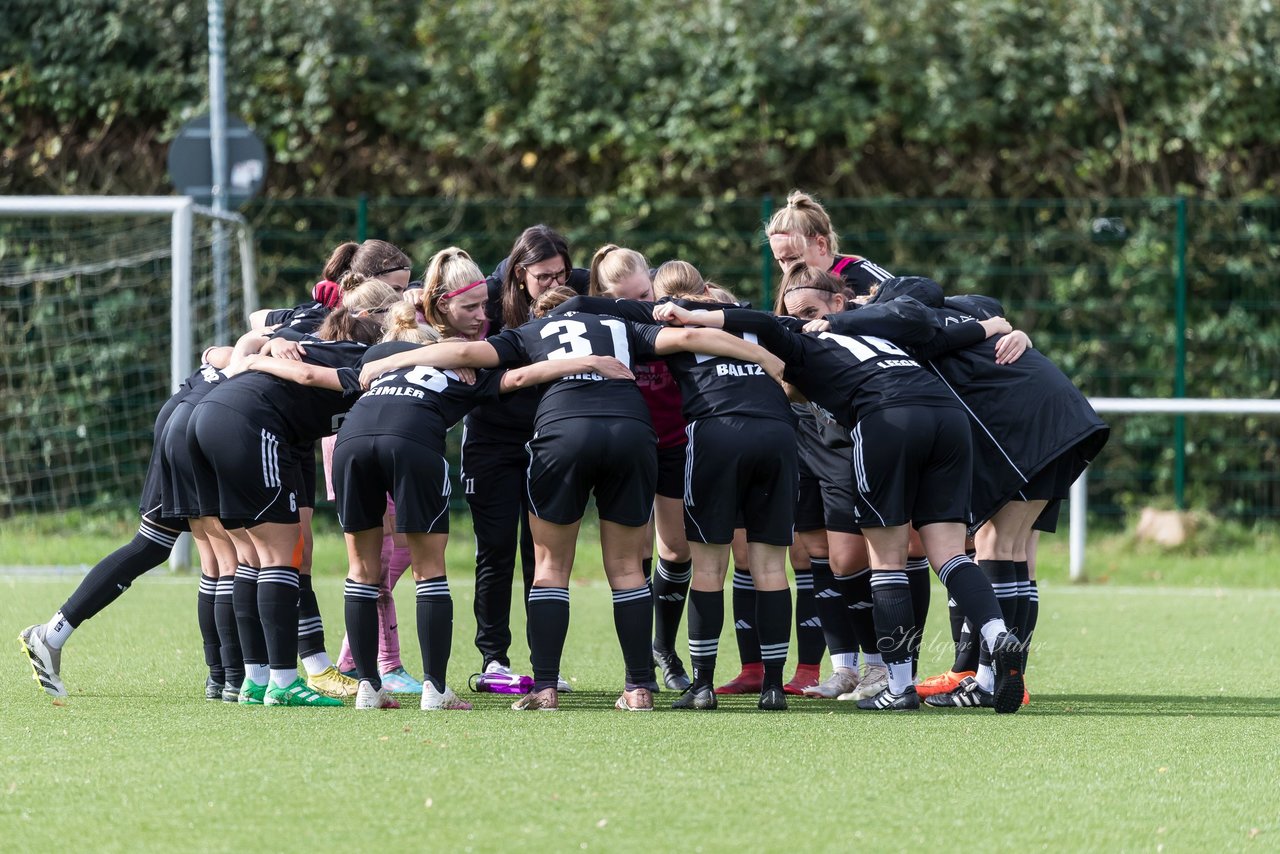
[2,553,1279,850]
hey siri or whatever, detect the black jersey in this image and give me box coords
[720,299,972,428]
[831,254,894,297]
[264,300,330,335]
[465,263,592,442]
[337,341,505,455]
[488,312,659,428]
[861,276,1110,519]
[551,295,790,425]
[200,333,364,444]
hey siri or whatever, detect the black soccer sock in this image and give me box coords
[197,574,222,680]
[954,613,980,673]
[214,577,243,690]
[527,586,570,692]
[980,559,1019,628]
[344,578,382,690]
[1012,560,1032,652]
[257,566,301,672]
[793,563,824,667]
[232,566,268,667]
[755,588,792,691]
[416,578,454,693]
[59,521,177,625]
[687,588,723,690]
[612,585,655,690]
[652,558,692,655]
[938,555,1006,654]
[870,570,916,693]
[835,567,878,656]
[296,572,326,661]
[1023,580,1040,670]
[813,559,856,660]
[906,557,931,677]
[730,569,761,666]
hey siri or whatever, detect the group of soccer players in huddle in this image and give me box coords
[19,191,1108,715]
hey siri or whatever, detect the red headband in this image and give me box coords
[442,279,485,299]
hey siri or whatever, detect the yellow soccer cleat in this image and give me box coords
[305,665,358,699]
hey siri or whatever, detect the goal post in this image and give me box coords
[1069,397,1280,581]
[0,195,257,569]
[0,196,257,396]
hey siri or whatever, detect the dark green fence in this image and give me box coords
[243,196,1280,523]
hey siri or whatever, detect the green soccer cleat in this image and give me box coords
[265,677,344,707]
[237,679,267,705]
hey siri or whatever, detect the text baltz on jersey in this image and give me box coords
[714,363,765,377]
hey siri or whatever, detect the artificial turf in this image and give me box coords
[3,564,1278,851]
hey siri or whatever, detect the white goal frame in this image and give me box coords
[0,195,257,394]
[1069,398,1280,581]
[0,196,257,570]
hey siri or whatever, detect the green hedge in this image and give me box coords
[4,0,1280,199]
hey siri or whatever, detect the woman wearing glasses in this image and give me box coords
[462,226,588,689]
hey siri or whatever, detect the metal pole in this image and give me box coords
[170,201,194,572]
[761,194,774,309]
[1173,196,1188,509]
[208,0,230,345]
[1068,470,1088,582]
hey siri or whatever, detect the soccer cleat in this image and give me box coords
[653,646,692,692]
[615,686,654,711]
[380,666,424,694]
[783,663,822,696]
[915,669,976,699]
[924,675,994,708]
[757,685,788,711]
[265,677,344,707]
[511,686,559,711]
[990,632,1025,714]
[856,685,921,711]
[422,683,473,711]
[801,666,859,699]
[714,662,764,695]
[556,674,574,693]
[1023,686,1030,706]
[18,624,66,698]
[355,680,401,710]
[205,675,224,700]
[838,663,888,701]
[306,665,359,699]
[671,685,718,710]
[221,684,241,703]
[237,679,267,705]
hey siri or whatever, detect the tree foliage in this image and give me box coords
[4,0,1280,199]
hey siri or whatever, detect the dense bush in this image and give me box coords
[4,0,1280,199]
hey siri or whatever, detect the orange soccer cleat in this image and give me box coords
[915,669,976,699]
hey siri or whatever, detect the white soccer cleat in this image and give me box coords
[556,673,574,693]
[838,663,888,702]
[422,682,472,711]
[802,666,860,699]
[355,680,400,710]
[19,624,66,698]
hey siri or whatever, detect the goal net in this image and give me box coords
[0,197,256,517]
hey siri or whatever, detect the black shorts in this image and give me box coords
[160,401,202,519]
[656,444,685,500]
[684,416,797,546]
[1033,499,1062,534]
[798,433,861,535]
[189,401,302,526]
[295,442,317,509]
[333,434,451,534]
[795,473,825,533]
[526,416,657,527]
[849,404,972,529]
